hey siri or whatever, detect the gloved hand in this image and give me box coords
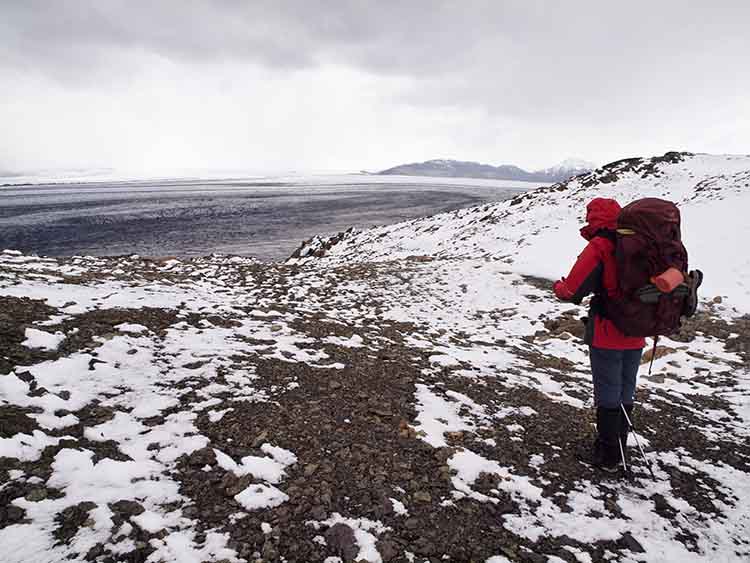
[553,278,573,301]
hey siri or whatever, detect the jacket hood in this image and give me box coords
[580,198,621,240]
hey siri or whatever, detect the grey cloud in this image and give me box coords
[3,1,748,113]
[1,1,748,172]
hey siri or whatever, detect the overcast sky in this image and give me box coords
[1,1,748,176]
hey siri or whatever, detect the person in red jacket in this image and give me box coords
[553,198,645,472]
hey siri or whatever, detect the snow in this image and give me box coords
[450,449,503,486]
[22,328,65,351]
[147,531,240,563]
[213,447,296,484]
[260,443,298,466]
[131,510,169,533]
[412,384,483,447]
[0,431,62,462]
[207,408,233,422]
[234,484,289,510]
[115,322,148,334]
[46,448,178,505]
[213,444,297,511]
[389,498,409,516]
[325,334,365,347]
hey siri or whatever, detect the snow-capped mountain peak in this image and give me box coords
[539,157,598,174]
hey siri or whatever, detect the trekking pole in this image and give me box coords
[647,336,659,377]
[618,437,629,475]
[621,404,657,481]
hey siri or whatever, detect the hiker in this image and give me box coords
[553,197,701,475]
[552,198,645,472]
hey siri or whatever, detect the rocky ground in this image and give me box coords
[1,248,749,563]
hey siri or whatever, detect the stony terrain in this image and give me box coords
[2,152,750,563]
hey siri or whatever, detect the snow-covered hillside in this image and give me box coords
[1,152,749,563]
[295,152,750,311]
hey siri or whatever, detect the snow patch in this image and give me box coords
[22,328,65,350]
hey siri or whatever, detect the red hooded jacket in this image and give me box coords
[553,198,646,350]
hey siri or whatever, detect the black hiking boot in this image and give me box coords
[593,407,622,473]
[591,439,618,473]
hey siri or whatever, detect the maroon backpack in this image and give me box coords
[605,198,690,337]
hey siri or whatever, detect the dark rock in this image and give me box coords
[14,371,35,384]
[182,505,199,518]
[261,541,279,560]
[310,505,327,520]
[325,522,358,561]
[523,552,546,563]
[251,431,269,448]
[5,505,25,523]
[376,539,399,561]
[0,405,38,437]
[652,494,670,514]
[29,386,49,397]
[187,447,216,468]
[619,532,646,553]
[55,501,97,542]
[413,490,432,503]
[227,474,257,497]
[414,536,435,556]
[25,488,48,502]
[404,517,420,529]
[110,500,145,517]
[85,543,105,561]
[495,501,517,515]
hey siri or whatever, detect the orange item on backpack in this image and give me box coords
[651,267,684,293]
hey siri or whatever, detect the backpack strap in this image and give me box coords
[594,228,617,244]
[590,292,609,320]
[588,229,616,320]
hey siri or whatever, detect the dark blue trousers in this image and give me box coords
[589,347,643,408]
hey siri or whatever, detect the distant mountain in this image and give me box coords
[535,158,596,178]
[378,158,595,182]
